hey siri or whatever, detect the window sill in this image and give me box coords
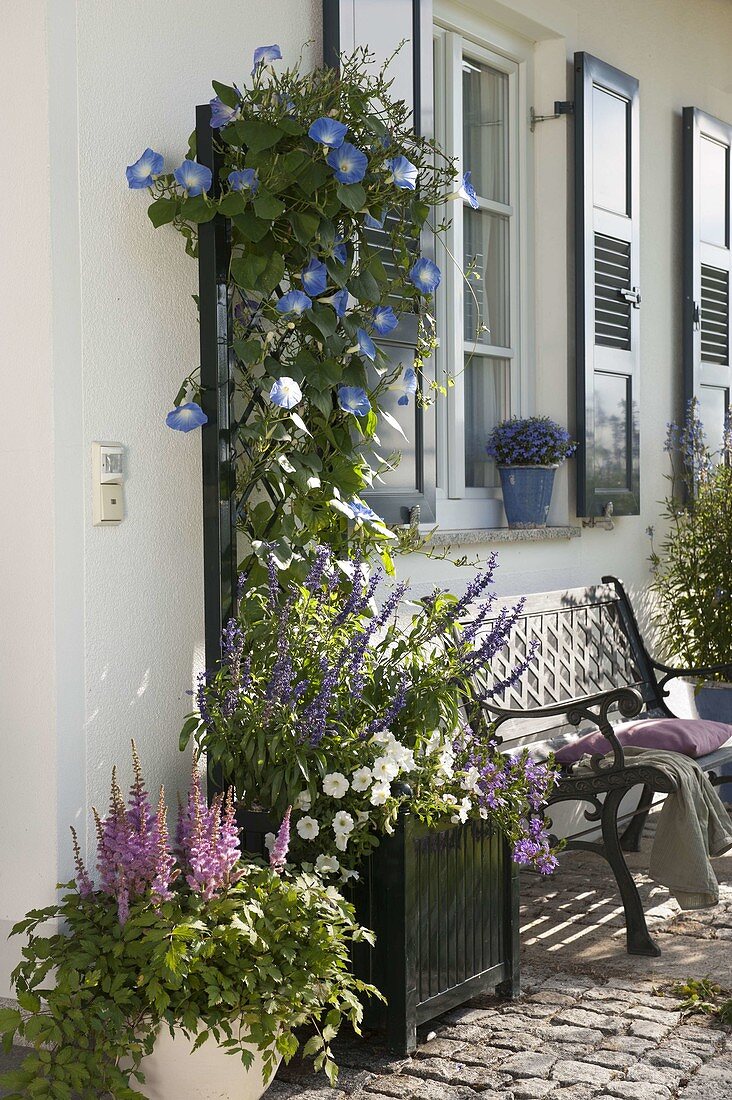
[426,525,582,547]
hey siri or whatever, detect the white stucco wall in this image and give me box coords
[1,0,731,997]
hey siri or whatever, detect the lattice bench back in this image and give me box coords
[473,579,662,750]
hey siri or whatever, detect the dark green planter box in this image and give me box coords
[238,810,520,1054]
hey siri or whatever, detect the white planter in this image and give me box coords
[129,1024,281,1100]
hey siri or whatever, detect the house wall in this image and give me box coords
[1,0,730,997]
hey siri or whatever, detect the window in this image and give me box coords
[433,28,526,527]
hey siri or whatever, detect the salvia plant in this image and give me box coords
[183,545,559,880]
[485,416,578,468]
[128,43,473,575]
[0,745,377,1097]
[648,399,732,674]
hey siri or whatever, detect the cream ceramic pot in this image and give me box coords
[129,1024,281,1100]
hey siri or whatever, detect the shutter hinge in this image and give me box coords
[582,502,615,530]
[530,101,574,132]
[620,287,642,308]
[692,301,701,330]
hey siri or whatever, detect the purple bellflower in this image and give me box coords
[301,258,328,296]
[166,402,208,432]
[228,168,259,193]
[326,142,368,185]
[210,96,240,129]
[269,377,303,409]
[308,116,348,148]
[252,44,282,74]
[173,159,212,196]
[371,305,398,336]
[126,148,164,189]
[275,289,312,315]
[387,155,418,190]
[337,385,371,417]
[409,257,441,294]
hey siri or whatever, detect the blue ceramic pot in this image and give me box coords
[694,682,732,805]
[498,465,557,528]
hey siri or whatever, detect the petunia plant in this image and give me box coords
[182,545,559,882]
[128,44,463,576]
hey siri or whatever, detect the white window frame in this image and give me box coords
[433,17,533,529]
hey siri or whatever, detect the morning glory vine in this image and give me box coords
[128,44,477,576]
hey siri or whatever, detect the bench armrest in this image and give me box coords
[652,660,732,692]
[481,686,644,774]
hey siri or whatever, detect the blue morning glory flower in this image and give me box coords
[371,305,398,336]
[397,367,418,406]
[173,159,213,196]
[327,142,368,185]
[301,258,328,297]
[459,170,479,209]
[126,148,164,189]
[356,328,377,361]
[275,289,312,315]
[329,288,349,317]
[269,377,302,409]
[332,235,348,264]
[338,386,371,417]
[228,168,259,193]
[349,498,380,522]
[308,116,348,148]
[165,402,208,432]
[410,257,441,294]
[209,96,239,129]
[388,155,418,190]
[364,211,386,230]
[251,44,282,74]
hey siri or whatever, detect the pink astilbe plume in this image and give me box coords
[70,827,93,898]
[177,759,242,900]
[269,807,291,875]
[150,786,177,904]
[92,742,169,923]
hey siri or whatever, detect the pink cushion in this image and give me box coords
[554,718,732,765]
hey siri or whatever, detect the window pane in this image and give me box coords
[592,85,629,215]
[699,385,729,456]
[594,372,630,489]
[700,136,729,247]
[463,58,508,203]
[464,355,508,488]
[464,208,509,346]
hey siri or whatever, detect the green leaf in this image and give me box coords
[182,195,216,224]
[179,715,200,751]
[336,182,366,212]
[348,269,380,303]
[16,992,41,1014]
[309,304,338,340]
[233,338,262,366]
[253,190,286,221]
[259,251,286,295]
[147,198,178,228]
[289,211,320,246]
[211,81,239,109]
[217,192,247,217]
[237,119,283,153]
[231,210,271,243]
[0,1008,21,1035]
[231,253,267,289]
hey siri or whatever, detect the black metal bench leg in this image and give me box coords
[601,788,661,957]
[620,784,654,852]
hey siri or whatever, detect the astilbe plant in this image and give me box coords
[184,545,559,881]
[0,747,377,1098]
[128,43,468,575]
[649,399,732,673]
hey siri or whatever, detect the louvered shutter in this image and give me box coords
[323,0,436,524]
[575,53,641,517]
[683,108,732,450]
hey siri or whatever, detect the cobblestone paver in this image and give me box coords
[270,816,732,1100]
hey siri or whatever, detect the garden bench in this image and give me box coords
[474,575,732,957]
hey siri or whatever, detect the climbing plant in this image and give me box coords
[128,44,473,576]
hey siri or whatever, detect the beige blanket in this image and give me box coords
[622,747,732,909]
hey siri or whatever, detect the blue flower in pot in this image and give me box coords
[486,416,578,529]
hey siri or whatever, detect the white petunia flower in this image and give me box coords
[333,810,355,835]
[372,755,400,781]
[370,780,391,806]
[461,767,481,792]
[264,832,276,852]
[322,772,350,799]
[423,730,442,755]
[370,729,392,745]
[340,867,360,884]
[451,796,473,824]
[296,815,320,840]
[295,790,312,811]
[315,854,340,875]
[351,766,372,792]
[438,748,455,779]
[442,793,458,806]
[334,831,350,852]
[479,807,488,820]
[394,746,416,773]
[356,810,370,824]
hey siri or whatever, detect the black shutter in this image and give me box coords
[323,0,436,525]
[683,107,732,450]
[575,53,640,517]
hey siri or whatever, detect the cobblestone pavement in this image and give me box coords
[271,818,732,1100]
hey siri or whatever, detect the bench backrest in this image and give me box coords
[474,577,665,750]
